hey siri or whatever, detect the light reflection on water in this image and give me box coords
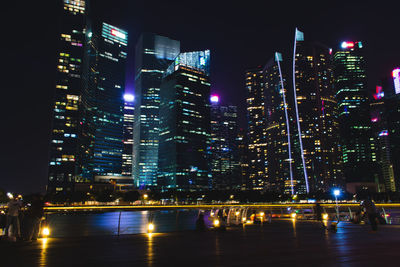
[46,210,205,237]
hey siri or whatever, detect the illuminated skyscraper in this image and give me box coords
[133,33,180,188]
[48,0,88,193]
[293,33,342,192]
[122,94,134,176]
[79,22,128,180]
[210,98,240,190]
[245,67,268,190]
[264,56,296,194]
[384,95,400,191]
[333,41,378,190]
[158,50,211,191]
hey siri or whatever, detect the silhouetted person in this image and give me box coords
[361,198,378,232]
[315,203,322,221]
[24,195,44,241]
[196,213,206,231]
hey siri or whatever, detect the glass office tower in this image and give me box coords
[334,41,377,189]
[158,50,211,191]
[133,33,180,188]
[79,22,128,180]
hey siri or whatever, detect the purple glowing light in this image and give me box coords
[210,95,219,103]
[123,93,134,102]
[393,68,400,94]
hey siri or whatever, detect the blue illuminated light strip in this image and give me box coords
[292,28,309,194]
[275,52,294,196]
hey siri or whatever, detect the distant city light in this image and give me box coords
[379,130,389,137]
[210,95,219,103]
[123,93,134,102]
[371,117,378,123]
[341,41,355,49]
[393,68,400,94]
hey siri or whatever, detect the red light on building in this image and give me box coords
[341,42,355,49]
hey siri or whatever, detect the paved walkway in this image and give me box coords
[1,220,399,266]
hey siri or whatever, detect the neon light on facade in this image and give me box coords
[379,130,389,136]
[373,85,384,100]
[111,29,126,40]
[393,68,400,94]
[210,95,219,103]
[275,52,294,195]
[293,28,309,194]
[341,42,355,49]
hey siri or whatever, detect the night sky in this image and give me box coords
[1,1,399,194]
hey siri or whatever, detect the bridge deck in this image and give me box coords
[1,219,399,266]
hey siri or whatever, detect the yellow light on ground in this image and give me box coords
[235,211,240,216]
[213,219,220,227]
[291,213,297,219]
[42,227,50,237]
[322,213,329,220]
[259,212,265,217]
[242,217,246,222]
[147,223,154,233]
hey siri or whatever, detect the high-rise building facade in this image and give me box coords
[158,50,211,191]
[293,38,342,192]
[210,98,240,190]
[79,22,128,180]
[48,0,88,192]
[133,33,180,188]
[245,67,268,190]
[122,94,134,176]
[333,41,378,189]
[263,58,296,194]
[237,128,249,189]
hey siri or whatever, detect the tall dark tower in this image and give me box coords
[48,0,88,193]
[79,22,128,180]
[334,41,378,192]
[158,50,211,191]
[210,97,240,190]
[133,33,180,189]
[293,35,343,192]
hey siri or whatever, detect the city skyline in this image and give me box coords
[2,0,400,193]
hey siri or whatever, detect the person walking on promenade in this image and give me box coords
[24,194,44,241]
[5,196,22,240]
[361,197,379,232]
[315,202,322,221]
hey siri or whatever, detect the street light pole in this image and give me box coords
[333,189,340,220]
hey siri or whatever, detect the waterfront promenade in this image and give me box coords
[1,219,399,266]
